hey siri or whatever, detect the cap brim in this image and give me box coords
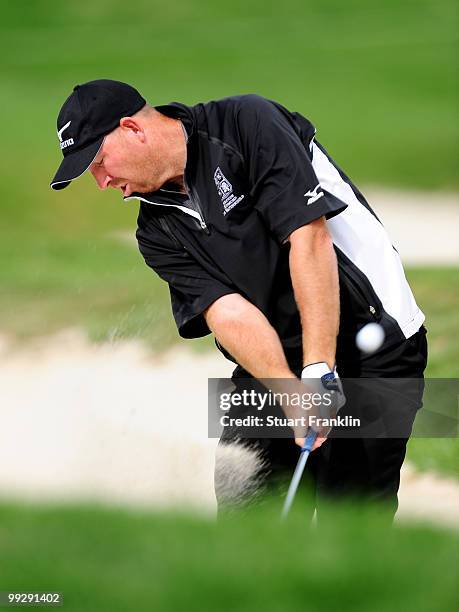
[50,138,104,190]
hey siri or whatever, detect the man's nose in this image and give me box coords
[90,166,112,190]
[100,174,112,190]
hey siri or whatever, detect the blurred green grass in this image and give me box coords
[407,437,459,478]
[0,500,458,612]
[405,268,459,377]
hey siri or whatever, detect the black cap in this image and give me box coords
[50,79,146,190]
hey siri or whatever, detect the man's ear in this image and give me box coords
[119,117,146,142]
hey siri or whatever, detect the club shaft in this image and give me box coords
[281,430,317,519]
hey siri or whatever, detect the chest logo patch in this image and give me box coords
[213,167,245,215]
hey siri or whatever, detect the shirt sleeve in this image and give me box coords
[236,95,347,244]
[136,211,236,339]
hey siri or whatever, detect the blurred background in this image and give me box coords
[0,1,458,610]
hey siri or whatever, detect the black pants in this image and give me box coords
[215,327,428,520]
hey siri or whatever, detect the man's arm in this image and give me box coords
[204,292,328,447]
[204,293,295,380]
[287,216,340,370]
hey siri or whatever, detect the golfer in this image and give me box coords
[50,80,428,519]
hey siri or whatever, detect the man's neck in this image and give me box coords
[165,120,188,193]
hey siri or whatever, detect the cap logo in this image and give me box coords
[57,121,74,150]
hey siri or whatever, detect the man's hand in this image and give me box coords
[295,361,346,450]
[295,434,326,451]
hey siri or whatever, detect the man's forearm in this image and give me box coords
[204,292,335,443]
[204,293,295,380]
[288,217,340,369]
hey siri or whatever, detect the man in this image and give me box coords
[50,79,427,519]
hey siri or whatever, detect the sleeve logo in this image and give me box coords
[304,184,324,205]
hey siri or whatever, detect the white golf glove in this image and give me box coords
[301,362,346,437]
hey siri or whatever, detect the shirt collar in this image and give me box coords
[154,102,195,138]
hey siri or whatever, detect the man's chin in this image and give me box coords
[122,188,142,198]
[121,183,160,198]
[131,186,158,195]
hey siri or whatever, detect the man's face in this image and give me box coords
[89,118,164,197]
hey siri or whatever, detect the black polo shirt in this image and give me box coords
[131,94,350,363]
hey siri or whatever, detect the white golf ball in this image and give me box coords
[355,323,385,354]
